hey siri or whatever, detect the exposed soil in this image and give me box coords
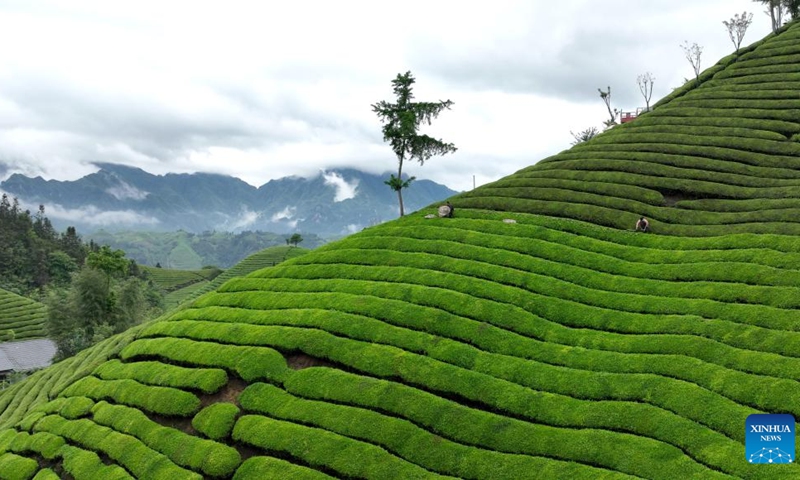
[284,353,337,371]
[200,377,248,408]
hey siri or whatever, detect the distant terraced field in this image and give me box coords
[0,289,46,342]
[141,266,221,292]
[3,22,800,480]
[163,246,309,308]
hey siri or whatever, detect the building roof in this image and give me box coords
[0,339,56,372]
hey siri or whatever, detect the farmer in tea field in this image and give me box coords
[438,201,454,218]
[635,216,649,232]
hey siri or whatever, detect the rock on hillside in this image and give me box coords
[3,21,800,480]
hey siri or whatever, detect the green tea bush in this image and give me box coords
[145,319,747,475]
[8,431,64,460]
[33,415,200,480]
[94,360,228,394]
[232,456,335,480]
[0,452,38,480]
[239,383,699,480]
[160,308,778,438]
[92,401,241,477]
[60,376,200,417]
[59,444,134,480]
[31,469,59,480]
[233,414,457,480]
[228,265,800,336]
[192,403,240,440]
[281,369,759,479]
[119,338,289,383]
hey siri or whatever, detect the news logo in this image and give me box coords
[746,414,795,464]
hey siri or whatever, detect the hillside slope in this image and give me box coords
[163,246,309,308]
[0,289,46,342]
[2,23,800,480]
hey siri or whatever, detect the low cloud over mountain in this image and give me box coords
[0,163,457,237]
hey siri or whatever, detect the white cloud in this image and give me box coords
[271,206,296,222]
[0,1,776,192]
[322,170,359,202]
[105,179,149,201]
[46,204,159,227]
[225,208,259,230]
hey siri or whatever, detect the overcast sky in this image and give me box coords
[0,0,774,192]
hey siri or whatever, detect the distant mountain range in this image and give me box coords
[0,163,459,237]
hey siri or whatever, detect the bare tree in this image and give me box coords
[723,11,754,51]
[597,86,618,128]
[636,72,655,111]
[753,0,800,32]
[570,127,599,146]
[680,41,703,85]
[754,0,786,32]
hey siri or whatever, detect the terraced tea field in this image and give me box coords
[141,266,221,293]
[164,246,309,308]
[0,289,46,342]
[3,21,800,480]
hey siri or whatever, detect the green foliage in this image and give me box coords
[60,444,134,480]
[60,376,201,417]
[94,360,227,394]
[86,245,128,279]
[89,229,325,270]
[238,383,646,479]
[0,289,47,341]
[0,197,87,293]
[0,452,38,480]
[372,71,457,216]
[31,469,59,480]
[0,324,144,431]
[177,245,309,306]
[233,414,455,479]
[44,265,163,361]
[7,431,64,460]
[233,456,335,480]
[91,401,241,477]
[120,337,289,383]
[288,233,303,247]
[34,415,201,479]
[192,403,239,440]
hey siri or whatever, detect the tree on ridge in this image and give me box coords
[680,41,703,85]
[753,0,800,32]
[723,11,754,51]
[636,72,656,112]
[597,86,618,129]
[372,71,457,217]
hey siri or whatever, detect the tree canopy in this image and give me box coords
[372,71,457,216]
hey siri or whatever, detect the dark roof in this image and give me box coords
[0,339,56,372]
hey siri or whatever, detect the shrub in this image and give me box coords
[119,338,289,383]
[31,469,59,480]
[192,403,240,441]
[92,401,241,477]
[232,456,335,480]
[94,360,228,394]
[60,376,200,417]
[238,383,691,479]
[59,445,134,480]
[233,414,450,479]
[0,452,38,480]
[33,415,200,480]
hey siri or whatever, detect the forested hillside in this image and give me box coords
[0,196,86,295]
